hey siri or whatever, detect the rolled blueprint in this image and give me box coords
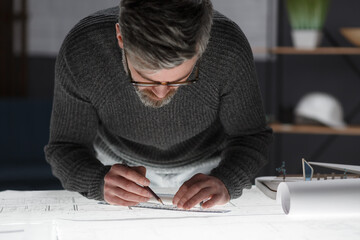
[277,179,360,215]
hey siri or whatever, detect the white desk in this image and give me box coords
[0,187,359,240]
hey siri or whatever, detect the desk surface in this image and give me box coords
[0,187,359,240]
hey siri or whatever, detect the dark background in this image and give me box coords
[1,0,359,190]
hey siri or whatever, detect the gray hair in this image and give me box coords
[119,0,213,71]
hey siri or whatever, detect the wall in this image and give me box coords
[27,0,276,58]
[28,0,119,56]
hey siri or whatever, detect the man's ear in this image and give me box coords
[115,23,124,49]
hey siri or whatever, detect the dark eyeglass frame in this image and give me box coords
[124,51,199,87]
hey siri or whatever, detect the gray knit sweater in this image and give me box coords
[45,7,272,201]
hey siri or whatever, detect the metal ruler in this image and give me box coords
[133,202,230,213]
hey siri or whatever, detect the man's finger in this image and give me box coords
[112,164,150,186]
[112,187,150,203]
[132,166,147,177]
[173,174,205,205]
[200,194,222,209]
[113,176,152,198]
[105,173,152,198]
[176,180,211,208]
[182,187,212,210]
[173,184,189,206]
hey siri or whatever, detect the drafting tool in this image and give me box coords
[132,202,230,213]
[302,158,314,181]
[308,162,360,175]
[145,186,164,205]
[256,159,360,199]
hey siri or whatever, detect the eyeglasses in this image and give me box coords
[124,51,199,87]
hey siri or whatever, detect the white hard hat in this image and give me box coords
[294,92,346,128]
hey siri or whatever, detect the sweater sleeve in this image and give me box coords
[44,49,111,201]
[210,24,273,199]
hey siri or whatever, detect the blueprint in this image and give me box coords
[0,188,281,223]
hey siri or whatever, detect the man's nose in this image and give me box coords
[151,85,170,99]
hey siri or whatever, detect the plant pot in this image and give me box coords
[291,29,323,49]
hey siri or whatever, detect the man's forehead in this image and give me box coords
[133,56,197,74]
[134,68,159,76]
[134,66,194,83]
[130,56,198,83]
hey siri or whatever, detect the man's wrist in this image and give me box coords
[210,167,250,199]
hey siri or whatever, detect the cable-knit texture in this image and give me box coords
[44,7,272,201]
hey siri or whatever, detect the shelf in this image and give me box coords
[270,123,360,136]
[271,47,360,55]
[252,47,360,55]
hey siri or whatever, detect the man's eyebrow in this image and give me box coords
[135,67,193,83]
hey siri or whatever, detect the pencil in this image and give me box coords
[145,186,164,205]
[121,162,163,205]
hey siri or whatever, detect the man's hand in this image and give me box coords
[172,173,230,210]
[104,164,152,206]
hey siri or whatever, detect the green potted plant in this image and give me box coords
[285,0,331,49]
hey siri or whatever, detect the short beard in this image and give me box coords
[122,49,178,108]
[135,88,177,108]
